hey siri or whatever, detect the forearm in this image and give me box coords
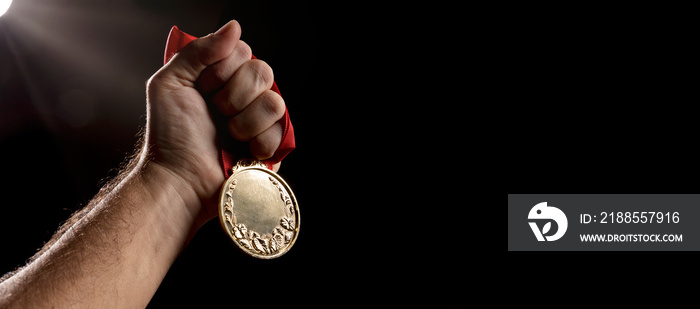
[0,156,200,308]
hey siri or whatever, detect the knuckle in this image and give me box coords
[236,40,253,60]
[146,71,166,97]
[146,76,156,95]
[259,90,285,119]
[147,71,163,88]
[247,59,274,88]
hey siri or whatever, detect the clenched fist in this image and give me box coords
[144,20,285,225]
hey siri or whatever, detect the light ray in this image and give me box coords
[0,0,11,18]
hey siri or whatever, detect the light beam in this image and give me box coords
[0,0,11,18]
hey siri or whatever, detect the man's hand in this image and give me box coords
[145,20,286,227]
[0,20,288,308]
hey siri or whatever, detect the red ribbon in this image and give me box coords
[163,26,295,175]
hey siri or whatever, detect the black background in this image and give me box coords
[504,3,698,302]
[504,3,695,194]
[0,0,405,305]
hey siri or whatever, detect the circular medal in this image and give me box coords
[218,161,300,259]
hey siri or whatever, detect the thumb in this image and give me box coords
[160,20,241,87]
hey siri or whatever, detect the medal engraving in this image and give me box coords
[218,162,299,259]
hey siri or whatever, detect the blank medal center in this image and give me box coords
[231,170,285,233]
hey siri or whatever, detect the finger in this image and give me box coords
[212,59,274,116]
[250,122,284,160]
[155,20,241,88]
[196,40,252,95]
[227,90,285,141]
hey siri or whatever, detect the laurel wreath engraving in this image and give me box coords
[222,177,296,256]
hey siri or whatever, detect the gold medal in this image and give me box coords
[218,159,300,259]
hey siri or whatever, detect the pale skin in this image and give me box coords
[0,20,286,307]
